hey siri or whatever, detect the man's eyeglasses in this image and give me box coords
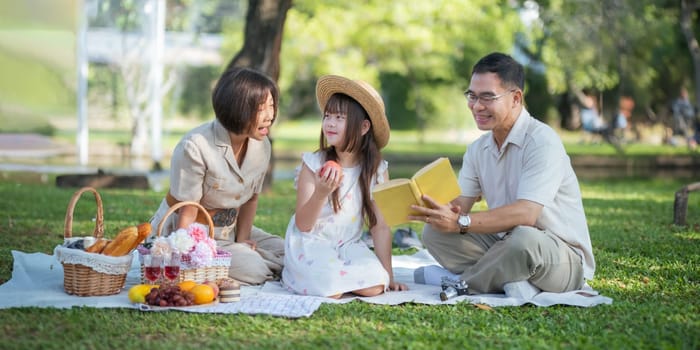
[464,89,516,105]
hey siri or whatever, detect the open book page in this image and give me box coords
[412,157,462,205]
[372,157,461,227]
[372,178,423,227]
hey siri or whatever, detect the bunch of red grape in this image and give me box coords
[145,285,195,307]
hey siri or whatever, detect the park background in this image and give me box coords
[2,0,700,171]
[0,1,698,349]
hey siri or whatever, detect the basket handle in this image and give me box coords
[64,187,104,239]
[156,201,215,238]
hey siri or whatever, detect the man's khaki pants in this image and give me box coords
[422,225,583,294]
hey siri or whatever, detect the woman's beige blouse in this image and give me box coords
[169,119,270,210]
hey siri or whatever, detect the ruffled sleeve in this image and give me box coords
[375,159,388,184]
[293,152,324,189]
[369,159,389,201]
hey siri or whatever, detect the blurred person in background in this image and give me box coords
[670,86,697,150]
[614,96,635,143]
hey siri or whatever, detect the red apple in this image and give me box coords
[321,160,342,177]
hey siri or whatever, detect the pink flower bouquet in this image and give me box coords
[147,223,219,268]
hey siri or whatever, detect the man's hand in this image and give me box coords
[407,194,461,233]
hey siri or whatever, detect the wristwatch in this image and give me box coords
[458,215,471,234]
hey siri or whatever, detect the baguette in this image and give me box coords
[85,238,110,253]
[126,222,152,253]
[102,226,139,256]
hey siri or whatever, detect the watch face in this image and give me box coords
[458,215,470,226]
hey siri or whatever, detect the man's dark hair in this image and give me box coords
[472,52,525,90]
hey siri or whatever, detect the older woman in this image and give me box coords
[149,67,284,285]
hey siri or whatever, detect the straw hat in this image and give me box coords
[316,75,390,149]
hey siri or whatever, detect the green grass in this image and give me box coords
[0,175,698,349]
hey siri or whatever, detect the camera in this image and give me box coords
[439,276,469,301]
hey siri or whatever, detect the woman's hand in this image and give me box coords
[241,239,257,251]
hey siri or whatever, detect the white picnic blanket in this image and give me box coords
[0,249,611,318]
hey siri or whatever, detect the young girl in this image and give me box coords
[282,75,407,298]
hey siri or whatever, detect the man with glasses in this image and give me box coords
[409,52,595,297]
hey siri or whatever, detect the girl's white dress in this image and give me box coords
[282,152,390,297]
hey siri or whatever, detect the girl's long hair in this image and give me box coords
[319,93,381,228]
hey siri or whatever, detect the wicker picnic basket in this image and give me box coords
[140,201,231,284]
[54,187,133,296]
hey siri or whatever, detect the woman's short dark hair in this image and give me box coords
[211,67,279,134]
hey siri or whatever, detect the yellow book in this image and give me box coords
[372,157,461,227]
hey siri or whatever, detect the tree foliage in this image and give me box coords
[266,0,697,136]
[274,0,521,133]
[521,0,696,128]
[84,0,699,145]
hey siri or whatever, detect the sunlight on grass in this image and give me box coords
[674,231,700,240]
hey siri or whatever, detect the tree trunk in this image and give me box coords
[673,182,700,226]
[680,0,700,110]
[226,0,291,81]
[227,0,292,192]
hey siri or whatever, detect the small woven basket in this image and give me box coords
[55,187,132,296]
[140,201,231,284]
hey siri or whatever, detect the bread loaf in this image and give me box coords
[85,238,110,253]
[126,222,152,253]
[102,226,139,256]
